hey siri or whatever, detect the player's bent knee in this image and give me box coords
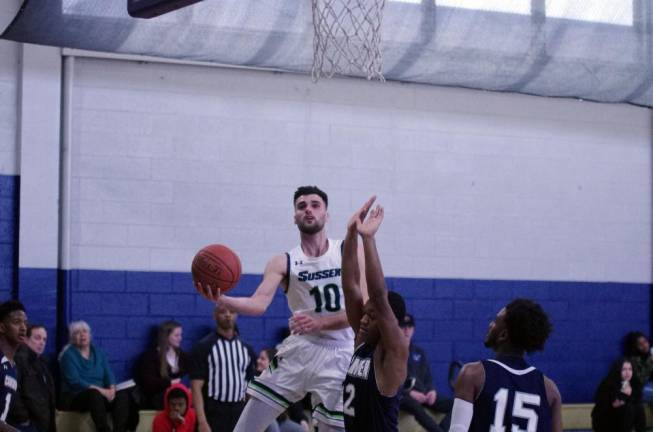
[234,397,286,432]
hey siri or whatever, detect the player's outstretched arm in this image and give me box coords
[544,376,563,432]
[358,203,408,396]
[450,361,484,432]
[203,254,286,316]
[341,196,375,333]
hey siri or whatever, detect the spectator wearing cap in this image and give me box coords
[400,313,453,432]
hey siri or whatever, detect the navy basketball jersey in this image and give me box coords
[343,343,400,432]
[470,357,551,432]
[0,353,17,422]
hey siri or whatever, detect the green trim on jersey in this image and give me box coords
[314,403,344,421]
[247,380,291,409]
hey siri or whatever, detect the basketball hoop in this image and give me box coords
[311,0,386,81]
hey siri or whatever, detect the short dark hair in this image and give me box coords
[504,298,552,353]
[387,291,406,324]
[0,301,25,322]
[624,331,647,357]
[167,388,188,402]
[293,186,328,208]
[27,324,45,337]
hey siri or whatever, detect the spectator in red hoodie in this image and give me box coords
[152,383,196,432]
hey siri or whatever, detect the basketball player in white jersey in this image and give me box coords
[198,186,366,432]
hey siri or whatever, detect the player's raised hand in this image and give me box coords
[347,195,376,234]
[357,204,384,238]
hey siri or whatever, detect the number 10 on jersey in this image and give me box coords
[309,283,342,312]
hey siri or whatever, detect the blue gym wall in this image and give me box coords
[22,266,650,403]
[0,175,18,300]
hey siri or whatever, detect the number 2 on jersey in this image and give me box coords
[309,283,341,312]
[343,383,356,416]
[491,388,540,432]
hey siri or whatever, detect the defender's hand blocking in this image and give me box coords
[358,205,383,237]
[347,195,376,233]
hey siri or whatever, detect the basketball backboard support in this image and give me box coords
[127,0,203,19]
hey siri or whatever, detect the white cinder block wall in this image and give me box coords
[70,57,651,283]
[0,40,18,175]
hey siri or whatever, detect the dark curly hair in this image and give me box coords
[0,300,25,323]
[504,298,552,353]
[293,186,328,208]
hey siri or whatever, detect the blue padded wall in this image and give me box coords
[0,175,19,300]
[18,268,58,353]
[387,278,650,403]
[40,268,649,403]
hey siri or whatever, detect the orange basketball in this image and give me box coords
[191,244,242,297]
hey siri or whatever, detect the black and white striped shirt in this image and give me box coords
[190,332,256,403]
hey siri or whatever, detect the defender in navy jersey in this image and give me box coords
[450,299,562,432]
[341,196,409,432]
[0,301,28,432]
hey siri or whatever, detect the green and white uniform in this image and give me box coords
[247,238,354,428]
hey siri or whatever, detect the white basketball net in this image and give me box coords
[311,0,386,81]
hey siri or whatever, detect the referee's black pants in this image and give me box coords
[206,400,246,432]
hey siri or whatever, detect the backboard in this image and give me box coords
[127,0,203,19]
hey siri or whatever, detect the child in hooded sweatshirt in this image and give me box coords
[152,383,197,432]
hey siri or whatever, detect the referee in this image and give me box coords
[191,303,256,432]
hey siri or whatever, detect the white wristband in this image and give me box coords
[448,398,474,432]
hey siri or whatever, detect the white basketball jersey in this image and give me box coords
[285,238,354,342]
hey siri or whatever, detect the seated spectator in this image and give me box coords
[151,383,196,432]
[8,324,56,432]
[256,349,309,432]
[624,331,653,395]
[624,331,653,432]
[399,314,452,432]
[58,320,137,432]
[135,320,189,410]
[592,358,640,432]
